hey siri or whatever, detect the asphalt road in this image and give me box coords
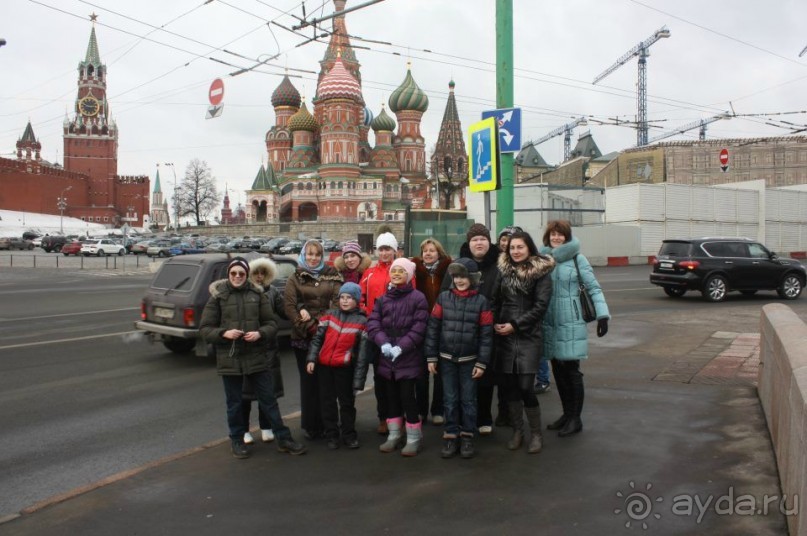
[0,263,804,520]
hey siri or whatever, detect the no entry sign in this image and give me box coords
[719,148,729,166]
[209,78,224,106]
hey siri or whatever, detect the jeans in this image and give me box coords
[536,359,550,385]
[222,371,291,441]
[440,360,477,436]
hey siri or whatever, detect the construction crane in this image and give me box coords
[521,117,588,161]
[646,113,730,145]
[593,25,671,147]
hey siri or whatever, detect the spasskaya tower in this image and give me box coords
[63,17,118,208]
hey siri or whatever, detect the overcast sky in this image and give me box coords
[3,0,807,208]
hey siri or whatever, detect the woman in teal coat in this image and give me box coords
[540,220,610,437]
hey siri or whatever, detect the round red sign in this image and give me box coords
[208,78,224,106]
[719,148,729,166]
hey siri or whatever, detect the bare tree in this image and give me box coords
[175,159,221,225]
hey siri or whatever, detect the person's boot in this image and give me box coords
[440,436,459,458]
[379,417,404,452]
[231,438,249,459]
[558,378,584,437]
[276,437,307,455]
[547,363,572,430]
[401,421,423,457]
[460,435,475,459]
[525,406,543,454]
[507,401,524,450]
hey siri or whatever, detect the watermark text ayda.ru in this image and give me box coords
[614,481,798,529]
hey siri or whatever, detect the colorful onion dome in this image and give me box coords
[288,101,318,132]
[271,74,301,108]
[371,105,396,132]
[362,106,374,126]
[388,65,429,113]
[317,55,362,103]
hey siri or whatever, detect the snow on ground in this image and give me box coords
[0,209,147,238]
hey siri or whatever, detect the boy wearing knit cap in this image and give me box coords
[425,258,493,459]
[445,222,503,435]
[306,282,367,450]
[359,256,430,456]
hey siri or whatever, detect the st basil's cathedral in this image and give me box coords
[242,0,466,224]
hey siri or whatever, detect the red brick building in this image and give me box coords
[0,23,149,227]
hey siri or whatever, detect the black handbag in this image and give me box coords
[573,255,597,323]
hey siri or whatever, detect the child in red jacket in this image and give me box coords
[306,282,367,450]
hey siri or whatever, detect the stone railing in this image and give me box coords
[758,303,807,535]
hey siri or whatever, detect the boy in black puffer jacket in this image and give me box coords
[425,257,493,459]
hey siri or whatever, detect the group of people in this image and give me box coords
[199,220,610,460]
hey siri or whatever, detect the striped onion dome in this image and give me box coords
[388,66,429,113]
[316,55,362,103]
[271,74,301,108]
[362,106,374,126]
[288,101,318,132]
[370,105,396,132]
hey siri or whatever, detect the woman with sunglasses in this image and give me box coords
[284,239,343,441]
[201,257,306,458]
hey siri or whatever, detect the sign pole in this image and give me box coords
[496,0,514,230]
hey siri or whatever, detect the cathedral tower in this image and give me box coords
[430,79,467,209]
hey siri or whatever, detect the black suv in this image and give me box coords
[650,237,806,302]
[41,235,68,253]
[134,253,295,355]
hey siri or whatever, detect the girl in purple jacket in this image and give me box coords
[366,257,430,456]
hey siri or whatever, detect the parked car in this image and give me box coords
[61,241,84,256]
[130,240,156,255]
[134,253,296,355]
[81,238,126,257]
[322,239,339,252]
[278,240,304,255]
[260,237,290,254]
[41,235,68,253]
[650,237,806,302]
[0,237,34,250]
[147,240,174,258]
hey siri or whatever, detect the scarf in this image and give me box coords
[297,240,325,276]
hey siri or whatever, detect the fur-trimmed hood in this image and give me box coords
[497,252,555,294]
[333,252,372,274]
[248,257,278,285]
[208,278,264,298]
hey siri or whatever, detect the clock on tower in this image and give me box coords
[79,95,100,117]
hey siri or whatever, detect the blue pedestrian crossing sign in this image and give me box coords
[468,116,499,193]
[481,107,522,153]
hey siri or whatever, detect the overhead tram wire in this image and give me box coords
[629,0,807,68]
[18,1,807,146]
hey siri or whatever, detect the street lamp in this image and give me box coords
[57,185,72,234]
[163,162,179,232]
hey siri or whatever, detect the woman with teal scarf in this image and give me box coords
[283,239,343,440]
[540,220,610,438]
